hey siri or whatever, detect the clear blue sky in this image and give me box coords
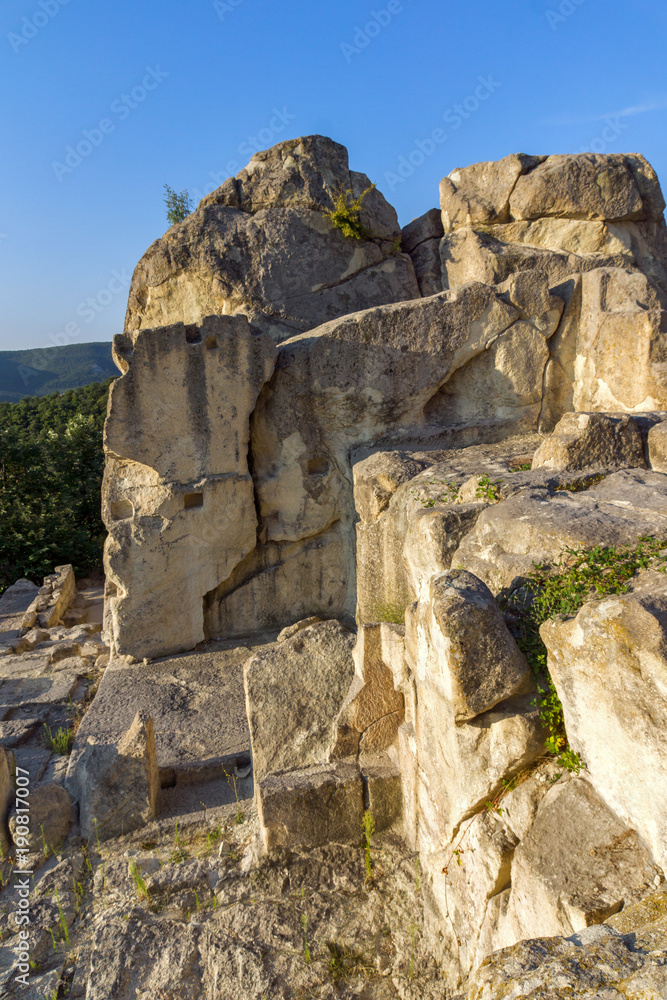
[2,0,666,350]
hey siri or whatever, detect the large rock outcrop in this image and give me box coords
[125,135,419,344]
[6,138,667,1000]
[103,141,667,661]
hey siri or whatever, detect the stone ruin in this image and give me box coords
[3,137,667,998]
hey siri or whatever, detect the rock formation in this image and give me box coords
[2,139,667,998]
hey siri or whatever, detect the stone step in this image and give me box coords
[69,634,276,804]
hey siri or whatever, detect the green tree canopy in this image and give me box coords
[164,184,194,225]
[0,379,112,593]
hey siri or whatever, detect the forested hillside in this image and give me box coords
[0,379,112,593]
[0,342,115,403]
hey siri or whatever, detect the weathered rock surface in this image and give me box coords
[463,917,667,1000]
[244,620,356,782]
[439,155,667,433]
[532,411,646,471]
[125,135,418,344]
[257,760,364,851]
[453,469,667,594]
[649,417,667,471]
[0,747,12,856]
[416,570,532,723]
[9,781,71,853]
[542,587,667,870]
[508,153,664,223]
[20,564,76,632]
[69,139,667,997]
[206,281,561,641]
[402,208,444,296]
[0,578,39,645]
[104,143,667,661]
[440,153,667,282]
[68,710,159,842]
[104,315,276,659]
[404,572,543,849]
[333,622,405,756]
[354,437,607,622]
[70,640,265,787]
[505,777,660,941]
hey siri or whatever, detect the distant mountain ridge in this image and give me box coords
[0,342,116,403]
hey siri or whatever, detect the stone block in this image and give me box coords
[257,761,364,851]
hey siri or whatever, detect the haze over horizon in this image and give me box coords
[2,0,666,351]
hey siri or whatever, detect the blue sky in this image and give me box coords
[1,0,666,351]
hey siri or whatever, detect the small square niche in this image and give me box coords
[183,492,204,510]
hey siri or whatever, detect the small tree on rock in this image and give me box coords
[164,184,193,225]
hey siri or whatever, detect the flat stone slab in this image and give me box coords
[0,578,39,643]
[0,718,41,748]
[0,671,82,718]
[74,636,276,783]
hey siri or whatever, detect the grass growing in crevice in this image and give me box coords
[369,601,406,625]
[362,810,375,883]
[326,184,374,240]
[42,724,74,755]
[501,535,667,771]
[555,472,607,493]
[327,942,375,983]
[129,860,149,902]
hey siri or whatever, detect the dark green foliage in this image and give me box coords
[502,536,667,771]
[0,380,112,594]
[164,184,194,225]
[0,342,115,404]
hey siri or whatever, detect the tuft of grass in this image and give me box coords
[555,472,607,493]
[509,461,533,472]
[369,601,405,625]
[222,767,245,824]
[362,810,375,883]
[410,480,460,507]
[326,184,374,240]
[408,923,419,979]
[326,942,374,982]
[204,825,222,852]
[501,535,667,772]
[54,888,70,945]
[300,912,311,964]
[42,724,74,755]
[129,860,149,901]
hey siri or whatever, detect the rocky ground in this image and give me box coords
[0,791,445,1000]
[0,770,665,999]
